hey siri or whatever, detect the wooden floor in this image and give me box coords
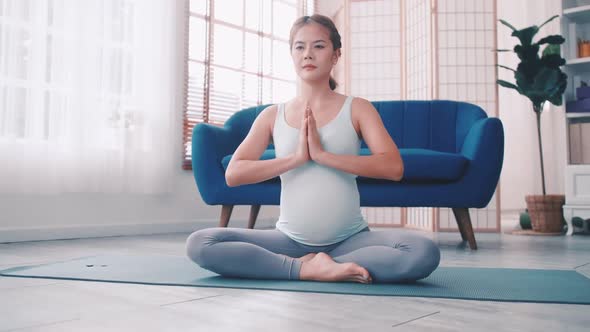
[1,227,589,332]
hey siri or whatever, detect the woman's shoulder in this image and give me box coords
[350,95,373,109]
[254,104,275,121]
[350,96,378,121]
[257,104,281,137]
[350,97,381,136]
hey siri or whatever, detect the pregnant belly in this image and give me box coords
[279,167,362,243]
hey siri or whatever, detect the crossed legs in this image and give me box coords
[186,227,440,283]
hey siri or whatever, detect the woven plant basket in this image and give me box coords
[525,194,565,233]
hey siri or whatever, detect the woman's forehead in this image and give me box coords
[293,23,330,43]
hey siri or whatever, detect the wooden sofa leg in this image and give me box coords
[248,205,261,229]
[451,208,469,241]
[454,214,468,241]
[220,205,234,227]
[452,208,477,250]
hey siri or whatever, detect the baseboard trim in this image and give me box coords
[0,218,277,243]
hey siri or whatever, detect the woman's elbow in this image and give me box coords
[225,169,239,187]
[388,158,404,181]
[396,162,404,181]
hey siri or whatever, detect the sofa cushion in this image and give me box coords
[359,148,468,182]
[221,148,468,182]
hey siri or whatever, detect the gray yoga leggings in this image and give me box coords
[186,226,440,283]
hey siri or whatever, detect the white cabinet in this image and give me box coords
[562,0,590,235]
[564,113,590,234]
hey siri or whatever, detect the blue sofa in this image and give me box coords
[192,100,504,250]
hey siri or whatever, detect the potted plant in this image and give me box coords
[496,15,568,233]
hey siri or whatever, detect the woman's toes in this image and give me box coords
[354,275,371,284]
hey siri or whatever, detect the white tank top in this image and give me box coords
[272,96,369,246]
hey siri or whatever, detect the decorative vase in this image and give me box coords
[578,40,590,57]
[525,194,566,233]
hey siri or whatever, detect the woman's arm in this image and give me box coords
[225,105,304,187]
[313,98,403,181]
[227,157,299,187]
[315,152,402,181]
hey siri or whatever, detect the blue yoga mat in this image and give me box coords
[2,254,589,305]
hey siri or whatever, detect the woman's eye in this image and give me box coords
[295,46,303,50]
[315,45,324,49]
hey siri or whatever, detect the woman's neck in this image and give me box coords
[297,79,335,109]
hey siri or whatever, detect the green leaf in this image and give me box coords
[514,44,540,61]
[538,15,559,30]
[515,69,533,94]
[534,68,559,92]
[541,54,566,68]
[497,79,522,93]
[548,94,563,106]
[536,35,565,45]
[520,67,564,106]
[497,64,516,72]
[499,19,517,31]
[548,72,568,106]
[517,60,543,81]
[512,26,540,46]
[542,44,561,57]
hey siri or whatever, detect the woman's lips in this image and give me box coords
[303,65,317,70]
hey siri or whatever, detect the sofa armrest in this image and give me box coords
[192,123,241,205]
[458,117,505,206]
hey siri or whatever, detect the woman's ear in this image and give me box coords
[333,50,341,65]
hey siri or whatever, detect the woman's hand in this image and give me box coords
[306,104,325,161]
[292,104,311,167]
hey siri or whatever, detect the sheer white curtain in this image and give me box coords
[0,0,178,193]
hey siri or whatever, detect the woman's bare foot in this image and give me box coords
[299,252,372,284]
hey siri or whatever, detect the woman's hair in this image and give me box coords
[289,14,341,91]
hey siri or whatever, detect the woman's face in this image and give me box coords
[291,22,339,83]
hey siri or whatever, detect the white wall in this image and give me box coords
[0,172,280,242]
[497,0,567,211]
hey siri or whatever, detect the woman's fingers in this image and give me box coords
[307,108,315,132]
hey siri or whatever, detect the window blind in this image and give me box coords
[183,0,310,170]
